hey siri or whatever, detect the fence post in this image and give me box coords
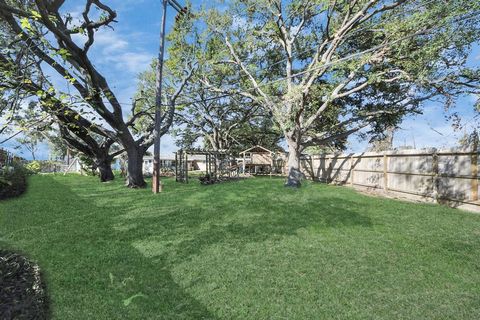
[309,155,314,180]
[350,155,354,186]
[432,150,439,202]
[383,153,388,192]
[325,155,333,183]
[471,140,478,201]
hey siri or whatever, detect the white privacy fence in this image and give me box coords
[301,149,479,207]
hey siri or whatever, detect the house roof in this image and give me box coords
[178,149,230,155]
[142,154,207,162]
[240,145,273,154]
[143,155,175,161]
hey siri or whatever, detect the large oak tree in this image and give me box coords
[198,0,480,187]
[0,0,193,187]
[1,17,121,181]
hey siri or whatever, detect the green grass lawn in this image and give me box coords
[1,175,480,319]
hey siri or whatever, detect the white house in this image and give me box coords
[142,154,208,175]
[142,155,176,175]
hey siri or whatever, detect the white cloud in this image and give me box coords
[104,51,152,73]
[345,103,467,153]
[468,93,479,104]
[94,29,129,54]
[394,113,459,150]
[85,28,152,74]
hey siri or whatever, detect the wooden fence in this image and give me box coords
[0,148,24,167]
[301,148,479,208]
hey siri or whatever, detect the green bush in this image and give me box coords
[0,164,27,200]
[25,161,41,174]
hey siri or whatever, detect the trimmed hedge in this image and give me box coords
[0,250,50,319]
[0,166,27,200]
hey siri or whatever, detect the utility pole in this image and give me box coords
[152,0,187,194]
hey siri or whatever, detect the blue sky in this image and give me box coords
[1,0,479,159]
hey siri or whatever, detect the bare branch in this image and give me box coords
[224,36,275,109]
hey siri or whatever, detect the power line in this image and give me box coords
[101,0,443,108]
[0,113,52,144]
[235,0,440,74]
[94,1,476,110]
[3,3,477,142]
[76,9,479,114]
[428,112,479,139]
[0,98,99,145]
[168,11,479,107]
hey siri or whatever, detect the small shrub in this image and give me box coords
[0,250,50,319]
[0,164,27,200]
[25,161,41,174]
[199,173,217,185]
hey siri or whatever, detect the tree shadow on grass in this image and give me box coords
[14,176,372,318]
[441,237,480,266]
[1,175,217,319]
[48,175,373,257]
[114,183,373,264]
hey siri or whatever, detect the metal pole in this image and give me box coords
[152,0,168,194]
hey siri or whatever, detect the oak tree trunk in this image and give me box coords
[285,135,304,187]
[125,147,146,188]
[97,158,114,182]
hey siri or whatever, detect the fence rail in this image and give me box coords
[301,149,480,207]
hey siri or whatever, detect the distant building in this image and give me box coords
[239,145,286,174]
[142,155,207,175]
[184,154,208,171]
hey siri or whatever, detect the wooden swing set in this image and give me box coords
[175,149,240,184]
